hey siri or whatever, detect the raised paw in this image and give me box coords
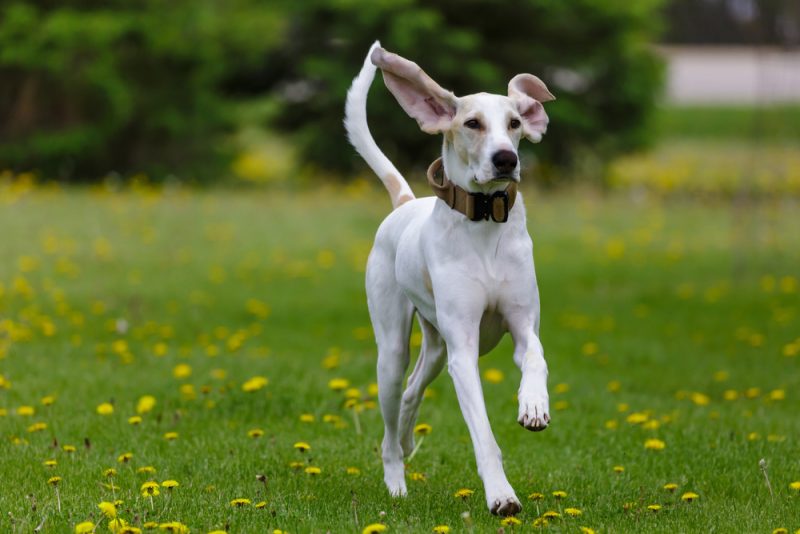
[517,393,550,432]
[490,496,522,516]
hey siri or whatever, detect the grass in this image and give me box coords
[655,105,800,141]
[1,178,799,533]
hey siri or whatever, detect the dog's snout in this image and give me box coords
[492,150,518,175]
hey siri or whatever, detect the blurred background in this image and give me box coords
[0,0,798,191]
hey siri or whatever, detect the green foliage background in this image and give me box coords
[0,0,665,182]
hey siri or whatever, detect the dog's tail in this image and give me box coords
[345,41,415,209]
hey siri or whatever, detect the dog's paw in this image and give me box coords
[517,392,550,432]
[383,461,407,497]
[489,495,522,516]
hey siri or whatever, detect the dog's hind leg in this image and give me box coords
[367,251,414,497]
[399,317,446,457]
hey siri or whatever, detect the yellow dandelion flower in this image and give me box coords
[43,459,57,468]
[528,492,544,500]
[28,421,47,433]
[294,441,311,452]
[454,488,474,499]
[209,531,228,534]
[98,501,117,518]
[613,465,625,473]
[62,445,76,453]
[772,529,788,534]
[140,481,160,497]
[328,378,350,391]
[644,438,665,451]
[362,524,387,534]
[542,511,561,519]
[159,521,189,533]
[500,516,521,526]
[579,528,596,534]
[143,522,158,529]
[769,389,786,401]
[41,395,56,406]
[137,466,156,474]
[299,413,315,423]
[172,364,192,379]
[161,480,179,490]
[128,415,143,425]
[433,526,451,533]
[74,521,96,534]
[289,461,304,470]
[117,452,133,463]
[789,481,800,491]
[681,491,699,502]
[345,387,362,399]
[242,376,269,392]
[607,380,622,392]
[532,517,549,527]
[647,504,661,512]
[414,423,432,435]
[346,467,361,476]
[104,468,118,477]
[231,498,251,507]
[305,466,321,475]
[483,368,504,383]
[163,431,179,441]
[626,412,649,424]
[248,428,264,438]
[137,395,157,414]
[17,405,35,416]
[255,501,267,509]
[604,419,618,430]
[410,472,426,481]
[564,507,582,516]
[690,392,710,406]
[96,402,114,415]
[552,490,568,499]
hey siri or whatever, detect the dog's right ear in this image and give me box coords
[371,47,457,134]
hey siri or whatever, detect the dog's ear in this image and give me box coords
[508,74,555,143]
[371,47,457,134]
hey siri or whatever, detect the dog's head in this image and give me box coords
[371,46,554,193]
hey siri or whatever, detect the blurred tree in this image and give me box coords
[262,0,665,183]
[0,0,283,181]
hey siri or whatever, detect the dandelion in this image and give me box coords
[532,517,548,528]
[408,423,432,461]
[96,402,114,415]
[43,459,57,468]
[528,492,544,500]
[17,405,35,416]
[74,521,95,534]
[136,395,156,414]
[579,528,596,534]
[552,490,568,499]
[242,376,268,392]
[137,466,156,475]
[663,482,678,492]
[141,481,160,509]
[294,441,311,452]
[162,480,179,490]
[299,413,315,423]
[117,452,133,463]
[500,516,521,526]
[483,368,504,383]
[346,467,361,476]
[647,504,661,512]
[433,526,451,533]
[789,481,800,491]
[289,461,304,470]
[305,466,321,476]
[613,465,625,473]
[62,445,76,453]
[48,476,62,512]
[772,529,788,534]
[410,472,426,482]
[248,428,264,438]
[255,501,267,509]
[564,507,582,516]
[328,378,350,391]
[104,468,118,478]
[542,511,561,519]
[98,501,117,518]
[362,524,387,534]
[231,498,251,507]
[454,488,474,499]
[41,395,56,406]
[128,416,143,425]
[163,431,179,441]
[28,422,48,432]
[681,491,699,502]
[159,522,189,533]
[644,438,665,451]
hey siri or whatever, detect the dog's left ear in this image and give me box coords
[508,74,555,143]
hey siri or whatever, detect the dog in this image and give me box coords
[344,41,555,516]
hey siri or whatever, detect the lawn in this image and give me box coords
[1,177,799,533]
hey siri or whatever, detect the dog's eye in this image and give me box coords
[464,119,482,130]
[509,119,521,129]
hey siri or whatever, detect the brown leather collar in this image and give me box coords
[426,158,517,222]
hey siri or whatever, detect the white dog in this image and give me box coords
[344,42,554,516]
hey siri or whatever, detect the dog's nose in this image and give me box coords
[492,150,518,175]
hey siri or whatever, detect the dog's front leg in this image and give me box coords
[511,328,550,431]
[442,325,522,516]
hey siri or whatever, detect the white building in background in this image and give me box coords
[661,46,800,104]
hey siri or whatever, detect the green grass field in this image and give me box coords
[1,179,799,533]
